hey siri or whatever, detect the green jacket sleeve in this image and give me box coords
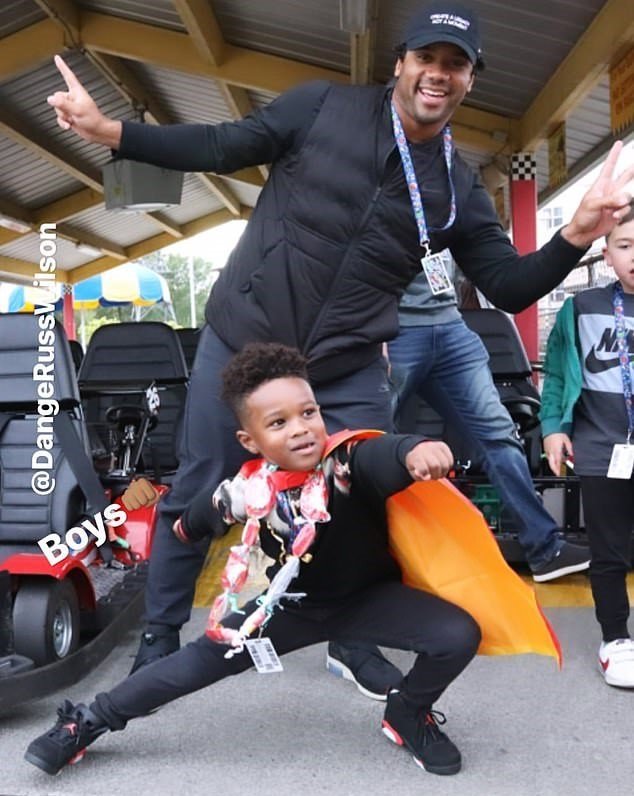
[539,297,576,437]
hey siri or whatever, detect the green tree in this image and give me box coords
[139,251,219,328]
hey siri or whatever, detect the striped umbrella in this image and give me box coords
[1,263,171,312]
[0,283,63,313]
[73,263,171,310]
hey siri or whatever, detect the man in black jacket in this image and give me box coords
[48,2,634,693]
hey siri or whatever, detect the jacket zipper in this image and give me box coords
[302,177,389,355]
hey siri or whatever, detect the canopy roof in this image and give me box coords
[0,1,632,286]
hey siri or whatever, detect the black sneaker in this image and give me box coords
[129,627,180,674]
[326,640,403,701]
[24,700,109,775]
[531,542,591,582]
[381,690,461,775]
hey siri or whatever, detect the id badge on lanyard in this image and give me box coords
[607,444,634,479]
[421,249,453,295]
[390,102,456,295]
[245,637,284,673]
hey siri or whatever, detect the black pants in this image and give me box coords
[580,476,633,641]
[143,325,394,631]
[93,582,481,729]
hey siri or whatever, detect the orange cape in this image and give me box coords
[326,430,562,666]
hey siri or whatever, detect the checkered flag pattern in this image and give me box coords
[511,153,536,181]
[62,283,73,295]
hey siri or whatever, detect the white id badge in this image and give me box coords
[607,444,634,479]
[421,252,453,295]
[245,637,284,673]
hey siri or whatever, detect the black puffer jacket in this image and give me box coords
[119,81,585,383]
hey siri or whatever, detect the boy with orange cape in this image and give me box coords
[25,343,559,779]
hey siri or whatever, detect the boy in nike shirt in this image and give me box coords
[541,205,634,687]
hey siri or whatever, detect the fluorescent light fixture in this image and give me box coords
[339,0,370,33]
[102,159,184,212]
[0,213,31,233]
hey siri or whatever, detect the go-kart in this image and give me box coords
[0,316,188,712]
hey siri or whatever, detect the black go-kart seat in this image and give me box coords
[175,327,200,374]
[68,339,84,373]
[0,314,92,564]
[78,322,189,483]
[0,314,105,665]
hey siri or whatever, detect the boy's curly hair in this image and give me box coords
[221,342,309,420]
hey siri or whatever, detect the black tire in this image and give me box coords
[12,578,80,666]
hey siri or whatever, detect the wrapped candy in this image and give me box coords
[299,470,330,522]
[208,592,230,625]
[241,516,260,546]
[206,624,242,646]
[220,545,250,593]
[206,461,328,652]
[244,467,277,517]
[291,521,316,558]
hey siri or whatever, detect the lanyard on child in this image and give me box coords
[612,281,634,443]
[390,101,456,257]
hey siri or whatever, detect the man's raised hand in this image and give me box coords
[47,54,122,148]
[562,141,634,249]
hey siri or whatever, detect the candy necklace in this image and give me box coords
[205,460,330,657]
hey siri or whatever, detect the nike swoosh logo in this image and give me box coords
[585,347,634,374]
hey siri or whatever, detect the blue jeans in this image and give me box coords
[388,321,561,569]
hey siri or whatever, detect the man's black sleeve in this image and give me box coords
[450,177,587,313]
[117,81,331,174]
[179,488,228,541]
[348,434,427,501]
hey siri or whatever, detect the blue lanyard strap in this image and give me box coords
[390,102,456,256]
[612,282,634,441]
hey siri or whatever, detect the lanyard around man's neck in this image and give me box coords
[390,101,456,257]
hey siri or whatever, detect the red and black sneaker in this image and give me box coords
[381,690,461,775]
[24,700,109,775]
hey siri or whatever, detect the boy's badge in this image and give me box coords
[420,248,453,295]
[245,637,283,673]
[607,443,634,479]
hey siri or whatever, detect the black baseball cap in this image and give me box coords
[402,2,485,69]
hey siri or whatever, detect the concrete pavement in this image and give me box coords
[2,602,633,796]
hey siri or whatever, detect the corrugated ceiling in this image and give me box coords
[0,0,631,283]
